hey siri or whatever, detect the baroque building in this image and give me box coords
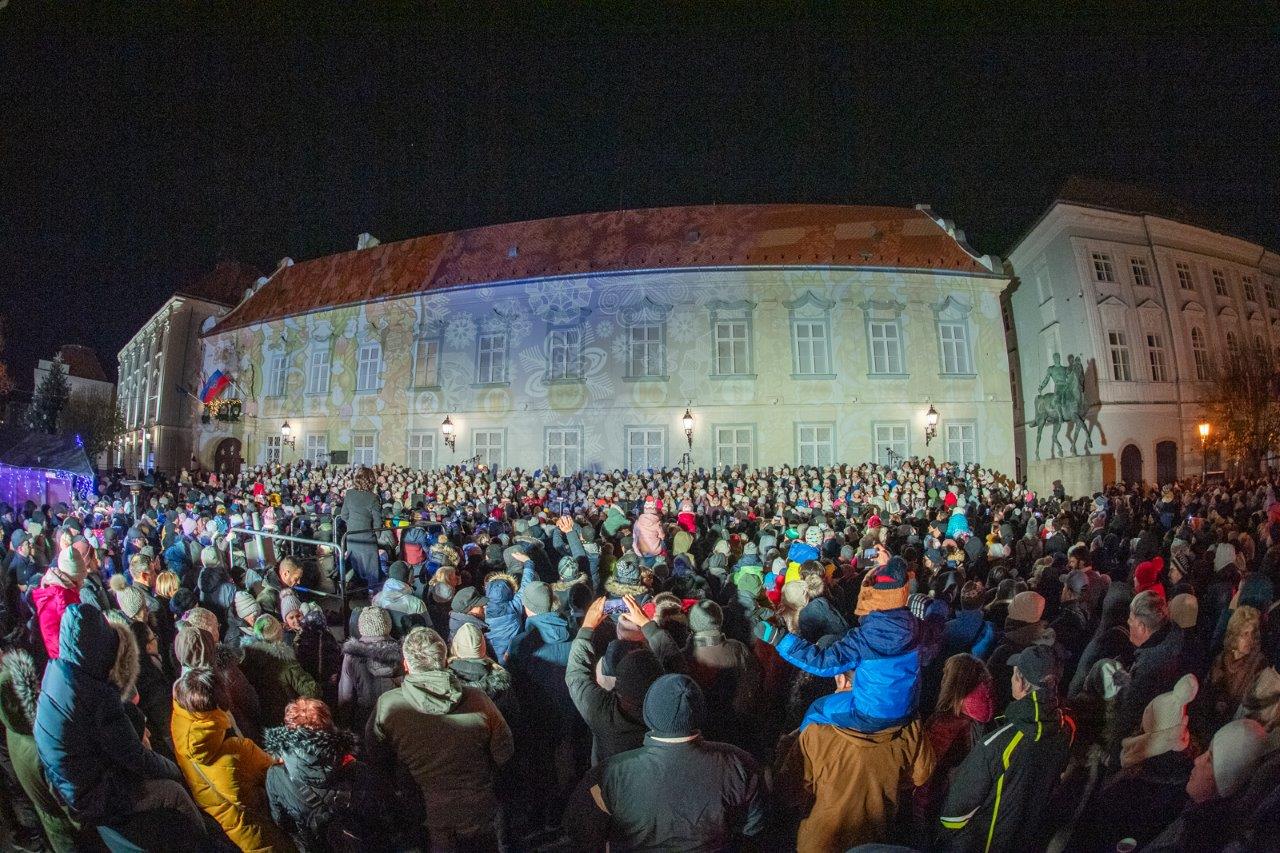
[194,204,1014,474]
[1006,178,1280,484]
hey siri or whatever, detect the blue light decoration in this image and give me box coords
[74,434,83,448]
[0,465,95,507]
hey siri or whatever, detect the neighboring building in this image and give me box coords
[1006,178,1280,485]
[117,261,262,475]
[34,345,114,402]
[195,204,1014,475]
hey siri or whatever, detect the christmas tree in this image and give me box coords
[26,357,70,435]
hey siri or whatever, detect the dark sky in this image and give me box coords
[2,2,1277,389]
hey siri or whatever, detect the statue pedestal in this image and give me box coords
[1026,454,1114,498]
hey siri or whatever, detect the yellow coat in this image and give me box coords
[170,702,296,853]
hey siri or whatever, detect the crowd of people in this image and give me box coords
[1,455,1279,852]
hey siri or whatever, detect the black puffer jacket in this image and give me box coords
[264,724,393,852]
[337,638,401,731]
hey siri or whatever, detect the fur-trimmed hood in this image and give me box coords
[604,577,648,598]
[341,637,402,679]
[106,617,140,700]
[263,723,357,786]
[448,657,512,699]
[552,573,589,594]
[0,649,39,735]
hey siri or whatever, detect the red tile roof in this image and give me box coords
[208,204,995,335]
[54,345,109,383]
[177,260,265,308]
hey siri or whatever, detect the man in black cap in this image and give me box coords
[567,673,765,851]
[448,586,489,644]
[938,643,1074,852]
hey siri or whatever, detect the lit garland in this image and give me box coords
[202,399,243,423]
[0,465,95,506]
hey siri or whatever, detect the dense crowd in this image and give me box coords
[1,456,1279,852]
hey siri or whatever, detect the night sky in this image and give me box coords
[2,3,1276,389]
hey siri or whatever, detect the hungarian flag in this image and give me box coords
[200,370,231,403]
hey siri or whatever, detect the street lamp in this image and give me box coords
[924,404,940,446]
[280,421,295,449]
[682,408,695,450]
[1199,421,1210,477]
[442,415,456,453]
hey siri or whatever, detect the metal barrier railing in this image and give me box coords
[227,525,352,637]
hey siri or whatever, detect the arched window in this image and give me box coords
[1191,327,1211,380]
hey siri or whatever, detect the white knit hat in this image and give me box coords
[1120,673,1198,767]
[1211,718,1268,798]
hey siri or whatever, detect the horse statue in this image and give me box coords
[1031,391,1093,458]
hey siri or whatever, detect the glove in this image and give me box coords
[753,620,787,647]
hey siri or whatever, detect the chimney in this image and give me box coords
[357,233,381,250]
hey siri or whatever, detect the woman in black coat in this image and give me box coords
[338,467,382,591]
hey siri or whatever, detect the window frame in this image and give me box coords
[1107,329,1133,381]
[938,320,973,376]
[472,428,506,469]
[795,422,835,467]
[713,424,756,469]
[545,426,583,472]
[546,327,583,382]
[475,330,509,385]
[350,431,378,467]
[406,430,436,469]
[1091,251,1116,283]
[355,340,383,393]
[624,426,667,471]
[872,422,909,467]
[786,291,835,378]
[304,433,329,467]
[266,348,288,398]
[944,421,978,467]
[1190,327,1211,380]
[263,435,283,464]
[707,300,756,378]
[1145,332,1169,382]
[1242,275,1259,304]
[306,345,332,396]
[1130,257,1153,287]
[1212,269,1230,297]
[412,334,442,389]
[1176,261,1195,291]
[625,321,666,380]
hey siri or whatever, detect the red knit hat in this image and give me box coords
[1134,556,1165,596]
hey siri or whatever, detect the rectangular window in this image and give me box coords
[938,322,972,374]
[1242,275,1258,303]
[1176,262,1194,290]
[413,337,440,388]
[1146,333,1169,382]
[1213,269,1229,296]
[945,422,978,467]
[627,323,664,378]
[356,342,382,392]
[873,423,909,467]
[307,348,330,395]
[796,423,834,467]
[1108,330,1132,381]
[406,431,435,469]
[266,351,287,397]
[264,435,282,464]
[868,320,903,374]
[351,432,377,467]
[626,427,665,471]
[473,429,505,468]
[714,426,754,468]
[546,427,582,472]
[547,329,582,380]
[1131,258,1153,287]
[305,433,328,466]
[1191,328,1211,380]
[1266,281,1279,311]
[791,319,830,375]
[713,320,750,375]
[476,332,507,384]
[1091,252,1116,283]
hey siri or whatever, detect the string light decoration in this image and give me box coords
[202,398,243,423]
[0,465,95,506]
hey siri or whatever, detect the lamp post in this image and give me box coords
[924,404,939,447]
[442,415,456,454]
[680,408,695,470]
[1198,421,1210,478]
[280,421,295,449]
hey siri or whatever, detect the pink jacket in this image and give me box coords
[32,582,80,660]
[633,504,665,557]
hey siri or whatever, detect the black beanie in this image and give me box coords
[388,560,411,583]
[642,673,706,738]
[614,648,663,710]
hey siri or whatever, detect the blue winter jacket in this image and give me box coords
[507,612,577,738]
[484,561,538,663]
[162,541,191,577]
[943,607,997,660]
[35,604,181,822]
[945,512,971,539]
[777,601,946,732]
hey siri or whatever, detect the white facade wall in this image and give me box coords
[1007,202,1280,484]
[196,265,1016,475]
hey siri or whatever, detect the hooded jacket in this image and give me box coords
[171,702,294,852]
[566,626,649,764]
[240,640,320,726]
[507,611,577,738]
[32,579,80,659]
[338,636,402,728]
[263,724,390,852]
[35,604,182,822]
[776,596,946,733]
[986,620,1061,710]
[366,669,513,833]
[0,649,85,851]
[371,578,427,616]
[483,572,526,662]
[939,689,1074,853]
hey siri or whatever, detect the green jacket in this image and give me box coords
[240,640,319,727]
[366,669,513,832]
[0,650,87,852]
